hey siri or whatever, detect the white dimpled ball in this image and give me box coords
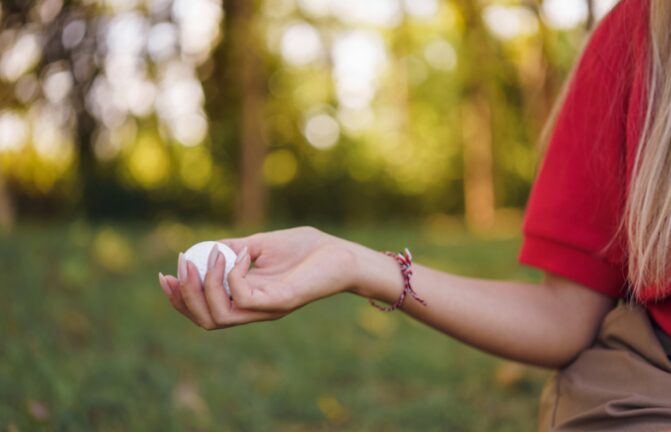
[182,241,237,296]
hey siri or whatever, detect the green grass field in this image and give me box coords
[0,220,549,430]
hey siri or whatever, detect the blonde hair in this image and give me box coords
[625,0,671,301]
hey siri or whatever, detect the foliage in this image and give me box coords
[0,0,600,224]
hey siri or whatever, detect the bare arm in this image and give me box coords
[349,242,616,369]
[158,227,616,370]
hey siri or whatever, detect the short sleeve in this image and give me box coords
[518,4,634,298]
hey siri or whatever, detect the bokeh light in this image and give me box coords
[0,110,29,151]
[263,149,298,186]
[304,110,340,150]
[541,0,588,29]
[125,134,170,188]
[0,0,621,222]
[483,6,538,40]
[0,31,41,82]
[280,22,323,67]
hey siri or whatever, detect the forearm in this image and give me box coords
[345,242,615,369]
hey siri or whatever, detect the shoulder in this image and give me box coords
[588,0,648,73]
[594,0,648,38]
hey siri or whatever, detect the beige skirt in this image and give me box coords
[538,303,671,431]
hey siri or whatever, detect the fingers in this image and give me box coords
[177,253,216,330]
[227,249,253,305]
[202,245,286,326]
[226,247,262,309]
[228,251,293,312]
[159,272,198,323]
[203,245,233,326]
[235,245,251,278]
[158,272,171,296]
[162,268,282,328]
[160,243,286,330]
[219,234,263,261]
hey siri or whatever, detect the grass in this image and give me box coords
[0,219,549,431]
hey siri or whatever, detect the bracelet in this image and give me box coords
[369,248,427,312]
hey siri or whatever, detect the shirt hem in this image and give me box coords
[519,234,626,298]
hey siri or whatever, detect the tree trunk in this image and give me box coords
[586,0,595,30]
[456,0,496,231]
[462,93,495,230]
[74,106,98,217]
[0,173,15,233]
[41,2,101,218]
[224,0,267,228]
[0,0,32,230]
[518,2,557,143]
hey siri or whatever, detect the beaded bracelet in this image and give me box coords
[369,248,427,312]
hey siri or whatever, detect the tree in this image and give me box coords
[220,0,267,228]
[455,0,496,231]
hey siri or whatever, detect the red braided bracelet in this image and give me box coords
[369,248,427,312]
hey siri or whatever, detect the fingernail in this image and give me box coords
[215,251,224,267]
[158,272,170,296]
[236,246,248,264]
[178,253,188,282]
[207,245,219,270]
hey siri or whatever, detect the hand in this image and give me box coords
[158,226,358,330]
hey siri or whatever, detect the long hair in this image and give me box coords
[624,0,671,301]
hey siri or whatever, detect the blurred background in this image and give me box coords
[0,0,617,430]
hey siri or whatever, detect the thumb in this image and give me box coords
[228,246,275,310]
[236,246,252,278]
[228,247,253,302]
[220,234,262,262]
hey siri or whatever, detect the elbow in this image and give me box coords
[533,325,603,370]
[536,275,616,369]
[541,346,589,370]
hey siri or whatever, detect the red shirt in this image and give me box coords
[519,0,671,335]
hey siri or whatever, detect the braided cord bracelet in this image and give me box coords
[369,248,427,312]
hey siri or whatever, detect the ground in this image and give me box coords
[0,219,548,430]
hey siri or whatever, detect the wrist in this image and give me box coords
[345,241,404,304]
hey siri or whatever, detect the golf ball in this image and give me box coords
[182,241,237,296]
